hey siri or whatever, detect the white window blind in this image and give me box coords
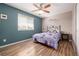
[18,13,34,31]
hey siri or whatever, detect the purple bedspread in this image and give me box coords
[32,32,61,49]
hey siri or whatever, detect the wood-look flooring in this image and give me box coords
[0,39,76,56]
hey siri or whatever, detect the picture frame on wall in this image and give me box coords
[0,13,7,20]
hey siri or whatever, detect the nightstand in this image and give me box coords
[61,34,69,41]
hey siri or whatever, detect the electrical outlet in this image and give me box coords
[3,39,7,42]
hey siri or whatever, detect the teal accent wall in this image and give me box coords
[0,4,42,46]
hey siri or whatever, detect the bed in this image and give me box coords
[32,25,61,49]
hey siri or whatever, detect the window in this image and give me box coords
[18,13,34,31]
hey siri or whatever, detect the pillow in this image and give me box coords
[48,29,57,33]
[52,30,58,34]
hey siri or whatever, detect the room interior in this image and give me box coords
[0,3,79,56]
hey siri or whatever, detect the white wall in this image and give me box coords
[72,3,79,56]
[77,3,79,55]
[42,11,72,34]
[72,4,77,55]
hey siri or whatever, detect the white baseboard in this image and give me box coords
[0,38,32,48]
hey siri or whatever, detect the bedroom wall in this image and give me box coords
[0,13,2,39]
[71,3,79,56]
[0,4,42,46]
[42,11,72,34]
[72,4,77,55]
[76,3,79,55]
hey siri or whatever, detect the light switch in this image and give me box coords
[3,39,7,42]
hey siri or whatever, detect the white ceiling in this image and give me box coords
[6,3,74,18]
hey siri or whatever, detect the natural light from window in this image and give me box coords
[18,13,34,31]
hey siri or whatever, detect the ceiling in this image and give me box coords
[6,3,74,18]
